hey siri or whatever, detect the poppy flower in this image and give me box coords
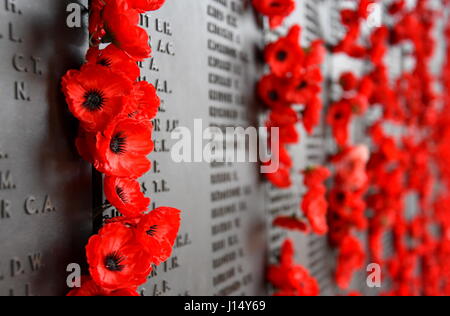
[103,0,151,61]
[86,222,152,290]
[134,207,181,265]
[302,96,322,134]
[285,68,322,105]
[267,121,299,145]
[62,65,132,132]
[327,101,352,147]
[265,165,292,188]
[303,166,330,188]
[252,0,295,29]
[302,200,328,234]
[335,235,365,290]
[75,129,97,164]
[86,45,140,81]
[305,40,326,66]
[257,74,290,109]
[358,0,375,20]
[94,116,154,178]
[265,25,303,77]
[104,176,150,218]
[389,0,405,15]
[333,145,369,191]
[129,0,166,12]
[339,72,359,91]
[302,167,330,235]
[89,0,108,41]
[269,107,298,126]
[264,143,292,188]
[267,239,320,296]
[273,216,310,233]
[348,95,369,115]
[67,276,139,296]
[340,9,359,27]
[125,81,160,120]
[358,76,374,99]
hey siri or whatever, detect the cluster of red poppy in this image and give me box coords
[327,72,373,146]
[327,145,369,289]
[267,239,319,296]
[273,166,330,235]
[63,0,181,296]
[326,0,450,296]
[258,25,325,188]
[253,4,322,296]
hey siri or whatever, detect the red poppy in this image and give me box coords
[265,165,292,188]
[358,76,374,99]
[305,40,326,66]
[75,129,97,164]
[327,101,352,147]
[125,81,160,120]
[339,72,359,91]
[340,9,359,27]
[302,199,328,233]
[129,0,166,12]
[265,25,303,77]
[89,0,108,41]
[358,0,375,19]
[268,121,299,145]
[389,0,405,15]
[302,96,322,134]
[104,176,150,218]
[86,223,152,290]
[252,0,295,29]
[62,65,132,132]
[285,68,322,105]
[67,276,139,296]
[273,216,310,233]
[303,166,330,188]
[347,95,369,115]
[302,166,330,235]
[94,117,154,178]
[335,235,365,290]
[86,45,140,81]
[267,239,320,296]
[264,143,292,188]
[269,107,298,126]
[134,207,181,265]
[103,0,151,61]
[257,74,290,109]
[333,24,367,58]
[278,144,293,168]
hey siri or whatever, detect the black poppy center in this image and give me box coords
[146,225,158,236]
[336,192,346,203]
[334,112,343,120]
[268,90,279,101]
[276,50,288,61]
[83,90,105,111]
[110,132,127,154]
[104,251,125,272]
[270,1,283,8]
[116,187,128,203]
[98,58,112,67]
[297,81,308,90]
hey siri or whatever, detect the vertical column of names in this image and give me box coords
[138,13,193,296]
[206,0,260,296]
